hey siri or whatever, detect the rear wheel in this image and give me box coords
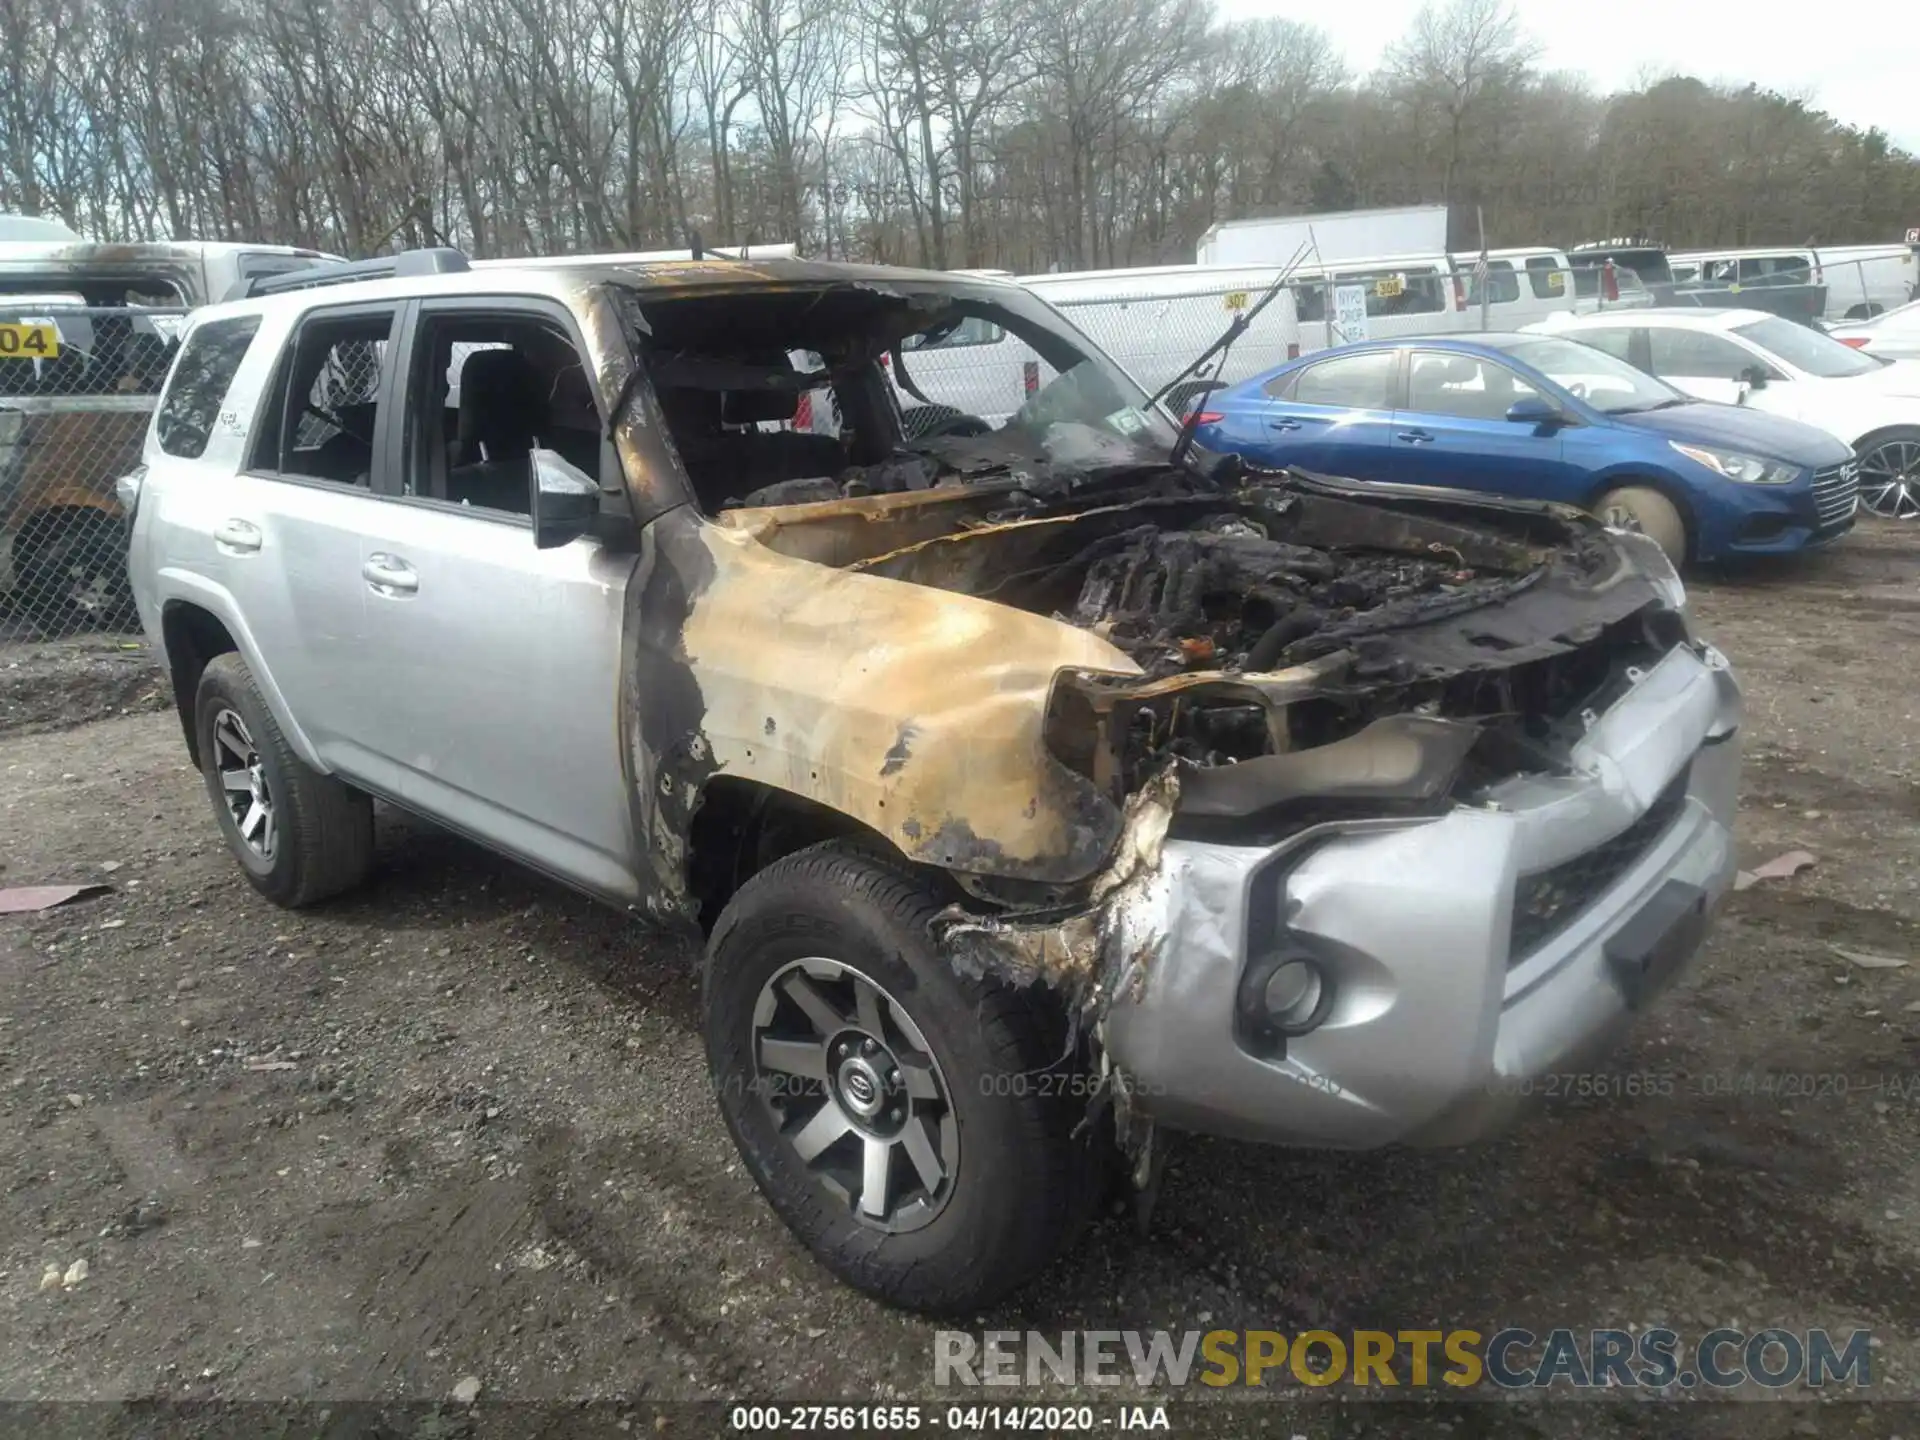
[1855,427,1920,519]
[703,841,1100,1312]
[1593,484,1687,562]
[194,653,374,907]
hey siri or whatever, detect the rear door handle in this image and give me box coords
[1267,416,1303,431]
[363,552,418,596]
[1397,429,1436,444]
[213,519,262,554]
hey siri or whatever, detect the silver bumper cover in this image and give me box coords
[1102,642,1742,1148]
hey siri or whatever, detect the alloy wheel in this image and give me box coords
[1859,438,1920,519]
[212,707,277,860]
[751,957,958,1233]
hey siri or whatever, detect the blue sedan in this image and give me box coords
[1191,334,1859,561]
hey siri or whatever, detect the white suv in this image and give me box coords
[122,249,1741,1312]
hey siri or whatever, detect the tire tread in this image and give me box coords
[197,653,373,907]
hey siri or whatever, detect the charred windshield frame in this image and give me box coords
[895,287,1181,454]
[611,273,1183,506]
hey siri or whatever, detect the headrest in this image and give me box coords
[722,388,798,425]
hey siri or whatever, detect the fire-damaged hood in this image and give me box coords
[632,461,1676,915]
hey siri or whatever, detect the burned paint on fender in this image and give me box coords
[672,509,1133,884]
[620,505,723,926]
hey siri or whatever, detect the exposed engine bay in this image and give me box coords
[633,273,1683,850]
[830,464,1678,812]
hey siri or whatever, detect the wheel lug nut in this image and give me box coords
[862,1039,877,1055]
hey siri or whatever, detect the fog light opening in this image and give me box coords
[1263,958,1323,1027]
[1239,949,1337,1053]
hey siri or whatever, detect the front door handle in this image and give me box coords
[1267,416,1303,431]
[363,553,418,596]
[1396,428,1436,444]
[213,519,262,554]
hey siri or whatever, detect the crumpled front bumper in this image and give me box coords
[1100,641,1742,1149]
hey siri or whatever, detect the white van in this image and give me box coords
[1290,252,1464,354]
[1669,244,1916,321]
[864,264,1306,426]
[1449,247,1580,329]
[1812,245,1917,320]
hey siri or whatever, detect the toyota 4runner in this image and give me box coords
[121,249,1742,1312]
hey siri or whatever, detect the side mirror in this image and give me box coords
[1505,395,1562,427]
[1740,364,1770,390]
[529,448,599,549]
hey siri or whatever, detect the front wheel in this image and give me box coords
[1855,427,1920,519]
[1593,484,1687,563]
[703,842,1099,1312]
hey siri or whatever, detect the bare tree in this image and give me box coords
[0,0,1914,272]
[1384,0,1538,207]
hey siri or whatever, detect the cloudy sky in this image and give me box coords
[1217,0,1920,153]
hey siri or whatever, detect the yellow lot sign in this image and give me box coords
[0,322,60,358]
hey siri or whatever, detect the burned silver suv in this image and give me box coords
[122,250,1741,1311]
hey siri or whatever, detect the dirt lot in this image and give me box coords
[3,523,1920,1437]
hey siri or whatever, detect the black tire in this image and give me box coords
[704,841,1100,1312]
[1854,425,1920,520]
[193,652,374,907]
[13,508,133,634]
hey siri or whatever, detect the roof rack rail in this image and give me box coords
[228,247,471,302]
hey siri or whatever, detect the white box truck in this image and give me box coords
[1197,206,1451,268]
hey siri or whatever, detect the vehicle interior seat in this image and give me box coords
[660,378,847,510]
[447,348,544,511]
[1409,354,1476,412]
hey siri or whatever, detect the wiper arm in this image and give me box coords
[1155,242,1313,472]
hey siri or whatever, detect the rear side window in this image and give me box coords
[1524,256,1567,300]
[1649,328,1753,380]
[155,316,260,459]
[1293,352,1396,409]
[1465,261,1521,306]
[250,309,398,486]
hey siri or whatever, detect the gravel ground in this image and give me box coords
[3,523,1920,1437]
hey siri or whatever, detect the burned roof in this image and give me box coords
[571,256,1020,301]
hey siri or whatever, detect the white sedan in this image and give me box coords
[1829,300,1920,363]
[1530,308,1920,518]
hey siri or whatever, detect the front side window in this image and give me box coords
[1649,328,1760,381]
[1292,351,1396,409]
[251,309,397,485]
[155,316,260,459]
[1484,336,1683,414]
[1406,351,1537,420]
[406,311,603,516]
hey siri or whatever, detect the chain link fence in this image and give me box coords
[0,304,182,640]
